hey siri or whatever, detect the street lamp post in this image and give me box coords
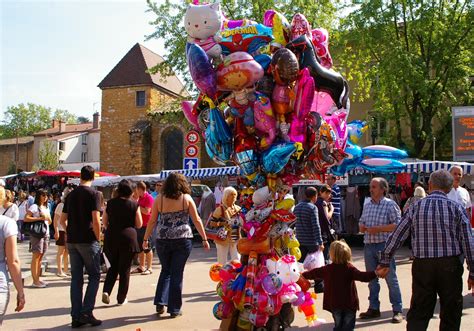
[433,136,436,161]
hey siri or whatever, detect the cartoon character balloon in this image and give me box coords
[185,2,223,62]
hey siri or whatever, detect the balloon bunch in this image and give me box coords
[182,2,352,188]
[331,121,408,175]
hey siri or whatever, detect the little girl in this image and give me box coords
[302,240,380,331]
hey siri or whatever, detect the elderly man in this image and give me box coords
[448,165,472,215]
[379,170,474,330]
[359,177,403,323]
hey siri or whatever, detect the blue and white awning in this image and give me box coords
[159,166,240,180]
[347,161,474,175]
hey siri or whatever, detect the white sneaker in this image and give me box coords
[117,298,128,306]
[102,292,110,304]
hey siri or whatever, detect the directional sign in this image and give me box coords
[185,145,198,157]
[183,157,198,170]
[186,131,200,144]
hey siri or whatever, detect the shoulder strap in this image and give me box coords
[182,194,186,211]
[2,205,11,215]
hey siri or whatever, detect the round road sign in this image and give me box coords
[185,145,199,157]
[186,131,200,144]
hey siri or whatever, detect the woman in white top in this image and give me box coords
[0,190,20,225]
[53,188,72,277]
[24,189,51,288]
[16,192,28,242]
[0,186,25,325]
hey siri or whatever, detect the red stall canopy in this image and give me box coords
[36,170,117,177]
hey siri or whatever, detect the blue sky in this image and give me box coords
[1,0,166,121]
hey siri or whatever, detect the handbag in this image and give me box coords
[204,206,228,241]
[21,221,47,238]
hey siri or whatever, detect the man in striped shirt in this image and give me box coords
[359,177,403,323]
[294,186,324,262]
[327,175,342,233]
[379,169,474,331]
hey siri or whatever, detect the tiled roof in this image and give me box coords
[34,123,93,136]
[0,136,34,146]
[128,120,151,134]
[98,43,189,98]
[45,132,84,141]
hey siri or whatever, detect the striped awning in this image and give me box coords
[347,161,474,175]
[405,161,473,175]
[159,166,241,180]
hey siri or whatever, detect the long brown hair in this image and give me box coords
[162,173,191,200]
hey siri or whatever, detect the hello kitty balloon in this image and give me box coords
[185,2,223,62]
[266,254,303,303]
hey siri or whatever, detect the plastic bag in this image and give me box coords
[303,250,325,270]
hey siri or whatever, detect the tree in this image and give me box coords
[36,141,60,171]
[77,116,90,124]
[1,103,51,139]
[53,109,77,124]
[335,0,473,158]
[145,0,342,92]
[0,103,79,139]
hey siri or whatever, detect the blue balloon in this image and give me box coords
[261,142,297,174]
[234,149,258,176]
[360,158,406,173]
[347,120,368,144]
[186,43,217,98]
[362,145,408,159]
[253,54,272,71]
[330,142,362,175]
[205,107,233,165]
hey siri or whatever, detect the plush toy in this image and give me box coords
[184,2,223,62]
[266,254,303,303]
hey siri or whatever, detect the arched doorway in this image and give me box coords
[162,127,183,170]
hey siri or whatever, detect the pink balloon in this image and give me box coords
[311,91,336,117]
[288,68,314,143]
[311,28,333,69]
[181,101,200,130]
[254,93,277,149]
[325,111,348,149]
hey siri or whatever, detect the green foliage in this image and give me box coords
[335,0,473,158]
[0,103,78,139]
[36,141,60,171]
[77,116,91,124]
[145,0,342,92]
[53,109,77,124]
[6,162,17,175]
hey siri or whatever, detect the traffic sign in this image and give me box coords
[185,145,198,157]
[183,157,198,170]
[186,131,200,144]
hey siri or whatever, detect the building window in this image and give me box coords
[136,91,146,107]
[162,127,183,170]
[59,142,65,151]
[81,152,88,162]
[82,134,87,145]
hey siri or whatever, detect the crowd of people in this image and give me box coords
[0,165,472,330]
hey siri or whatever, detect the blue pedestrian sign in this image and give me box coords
[183,158,198,170]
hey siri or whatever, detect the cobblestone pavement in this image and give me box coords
[3,241,473,330]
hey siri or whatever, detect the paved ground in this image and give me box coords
[3,240,473,330]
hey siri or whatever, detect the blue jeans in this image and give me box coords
[154,238,192,314]
[332,309,356,331]
[364,243,402,312]
[68,242,101,320]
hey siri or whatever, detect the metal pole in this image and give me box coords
[15,128,19,173]
[433,137,436,161]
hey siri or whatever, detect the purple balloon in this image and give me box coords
[186,43,217,98]
[262,273,283,295]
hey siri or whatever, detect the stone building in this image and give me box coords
[0,136,34,175]
[98,43,214,176]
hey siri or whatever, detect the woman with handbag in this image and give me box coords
[142,172,210,318]
[210,187,242,265]
[24,189,51,288]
